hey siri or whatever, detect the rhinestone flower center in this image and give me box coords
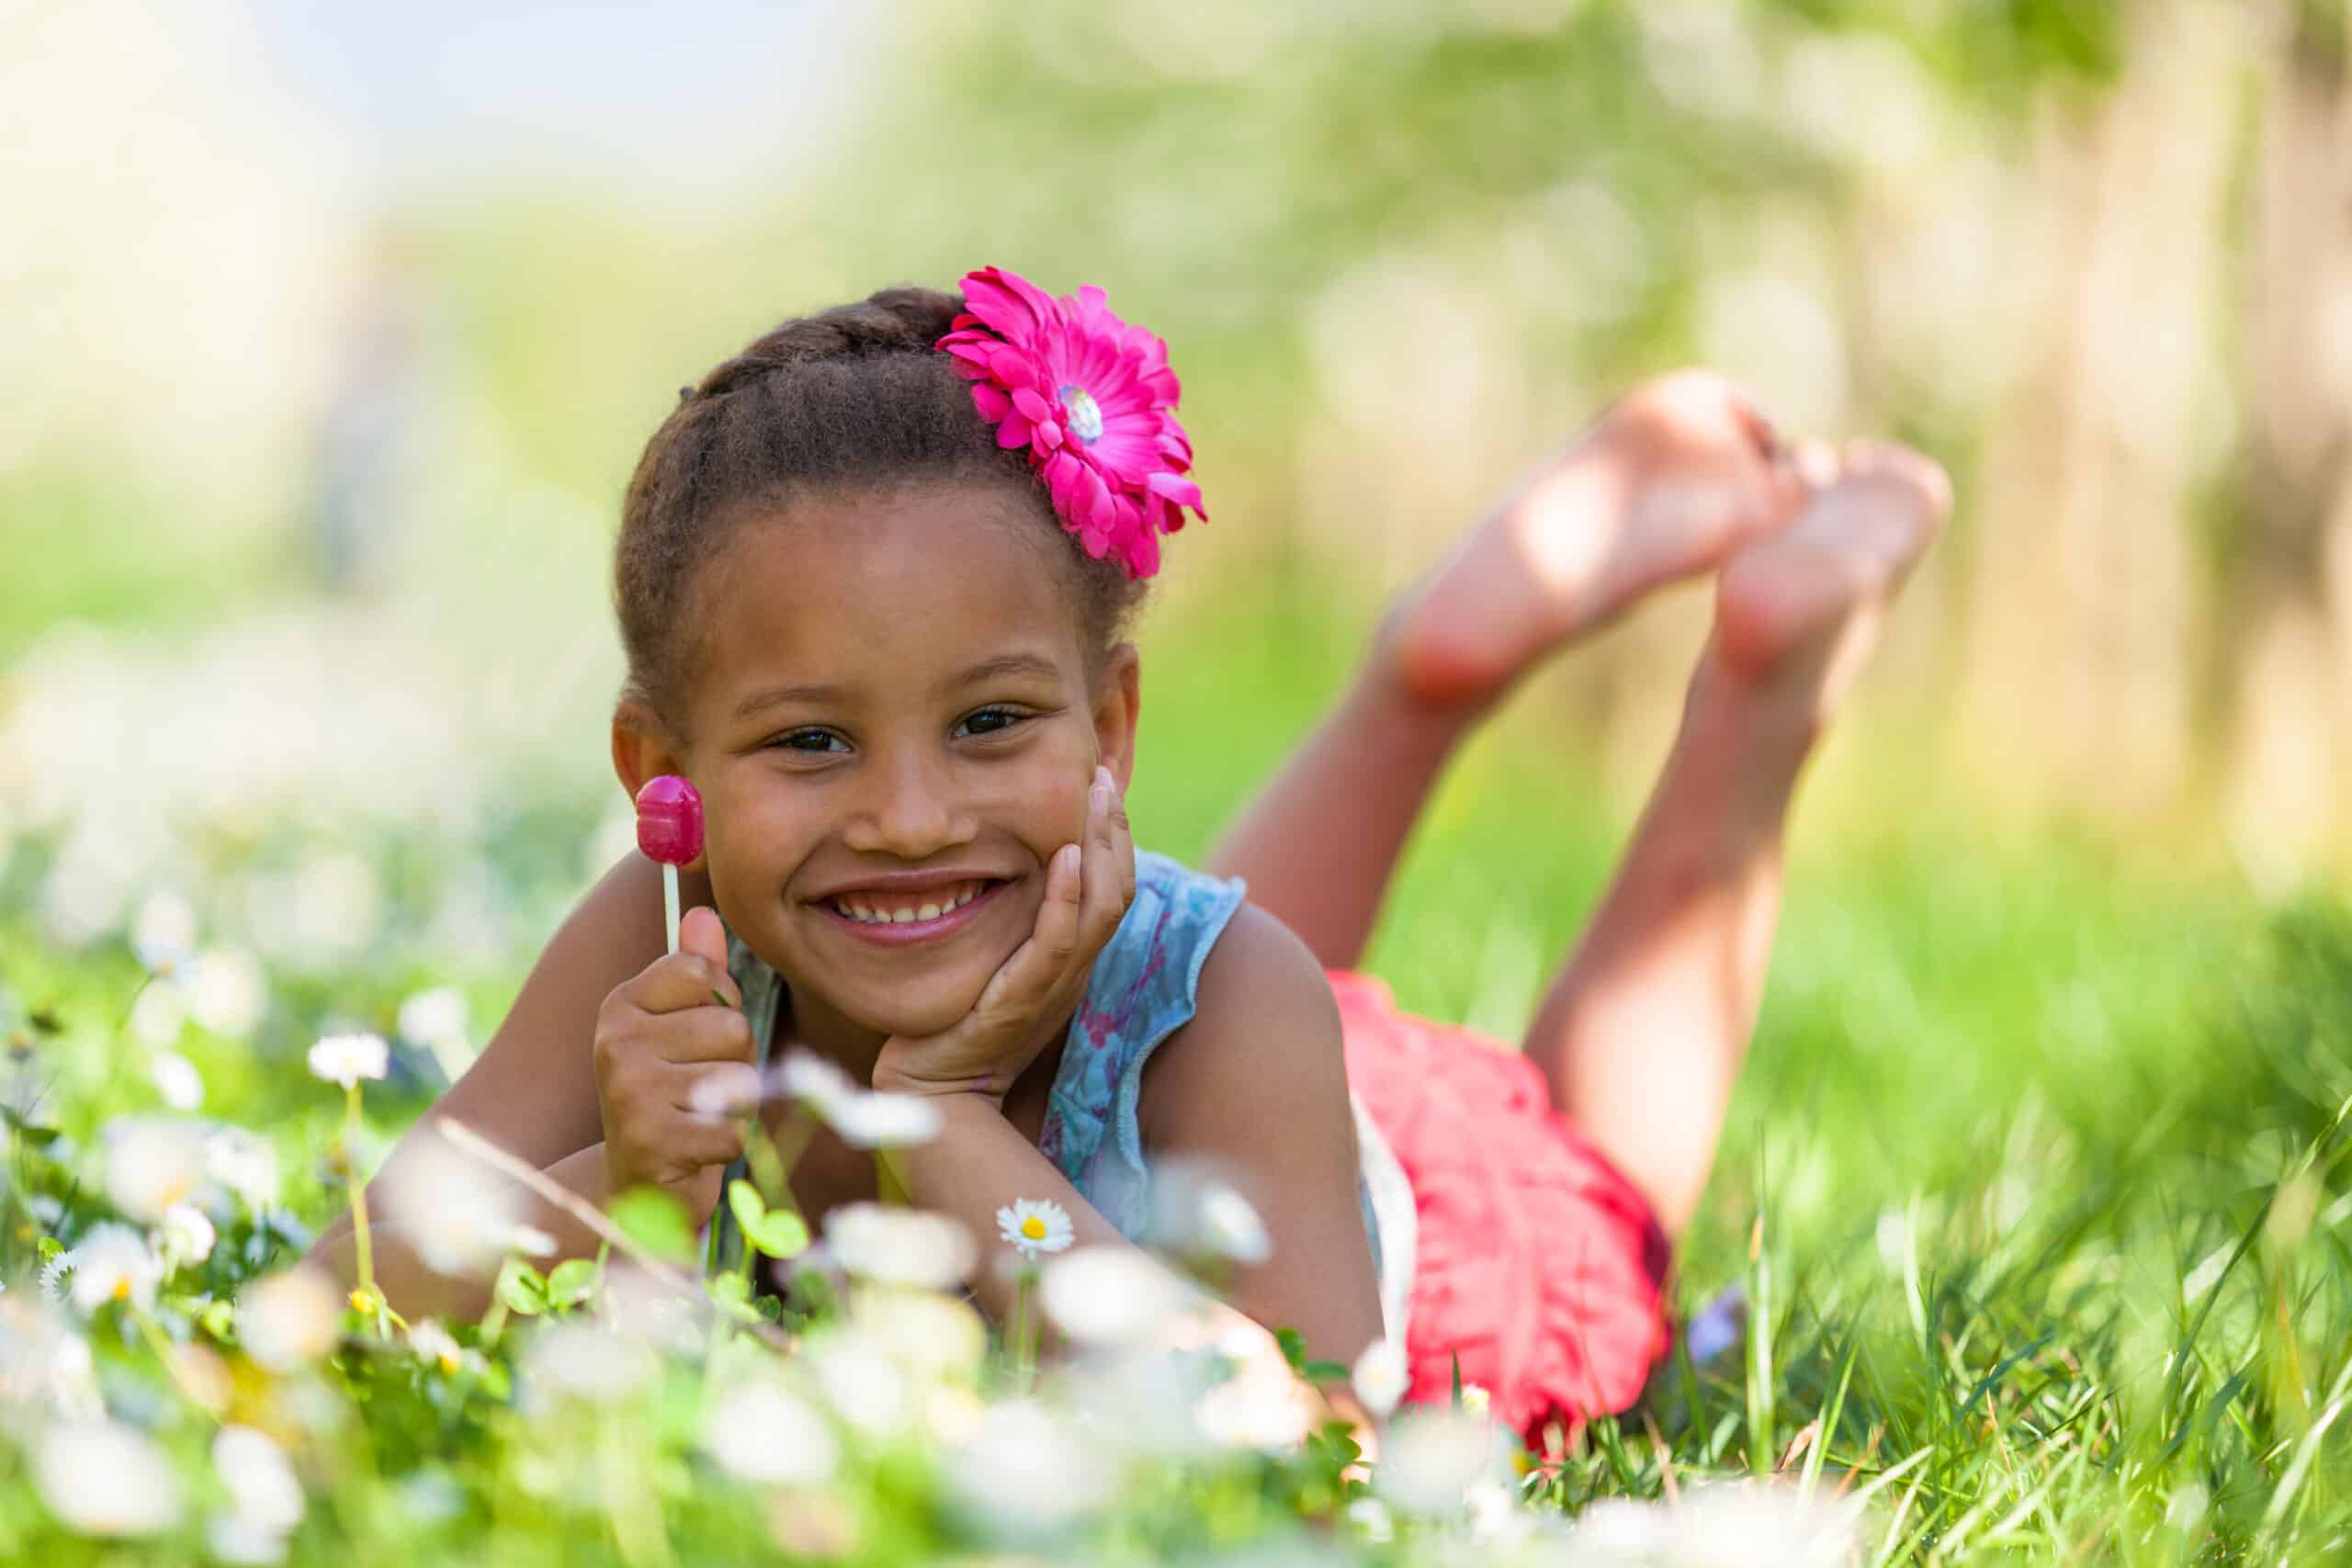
[1058,385,1104,444]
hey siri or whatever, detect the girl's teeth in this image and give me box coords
[833,882,989,924]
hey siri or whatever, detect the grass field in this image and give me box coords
[2,535,2347,1564]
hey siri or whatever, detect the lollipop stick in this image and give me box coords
[663,864,682,955]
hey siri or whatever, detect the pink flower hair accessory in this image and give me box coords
[936,265,1206,580]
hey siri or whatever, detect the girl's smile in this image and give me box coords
[810,872,1013,945]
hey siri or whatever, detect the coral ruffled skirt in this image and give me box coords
[1329,970,1673,1441]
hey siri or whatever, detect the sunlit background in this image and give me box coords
[7,0,2351,1319]
[12,2,2352,1556]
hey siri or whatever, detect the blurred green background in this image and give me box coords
[6,0,2351,1391]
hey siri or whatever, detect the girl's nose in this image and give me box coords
[841,750,975,860]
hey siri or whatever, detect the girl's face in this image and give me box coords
[620,479,1138,1043]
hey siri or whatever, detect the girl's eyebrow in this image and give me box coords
[730,653,1065,721]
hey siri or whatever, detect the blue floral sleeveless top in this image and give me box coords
[714,850,1408,1328]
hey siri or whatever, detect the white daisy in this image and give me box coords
[101,1113,208,1223]
[1038,1247,1193,1346]
[205,1126,282,1211]
[67,1224,163,1315]
[35,1420,183,1536]
[39,1249,76,1304]
[305,1031,388,1089]
[701,1382,840,1486]
[829,1089,944,1150]
[185,947,266,1038]
[407,1319,473,1375]
[822,1203,975,1290]
[157,1203,217,1270]
[1351,1335,1409,1418]
[130,890,197,977]
[996,1198,1074,1261]
[149,1051,205,1111]
[212,1423,304,1534]
[237,1267,344,1372]
[776,1048,859,1119]
[394,986,469,1052]
[1194,1182,1272,1264]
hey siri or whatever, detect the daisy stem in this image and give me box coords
[1016,1266,1045,1391]
[343,1081,378,1325]
[133,1310,220,1422]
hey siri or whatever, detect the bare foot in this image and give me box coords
[1383,371,1806,710]
[1712,440,1951,728]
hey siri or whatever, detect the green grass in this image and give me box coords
[1,521,2346,1565]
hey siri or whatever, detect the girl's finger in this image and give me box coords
[969,842,1083,1023]
[1078,766,1124,948]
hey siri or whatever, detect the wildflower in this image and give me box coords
[1569,1483,1860,1567]
[129,983,187,1048]
[1194,1182,1272,1264]
[829,1089,944,1150]
[379,1136,530,1277]
[1347,1496,1396,1544]
[185,947,266,1037]
[1372,1407,1513,1517]
[35,1420,184,1536]
[158,1202,217,1270]
[205,1125,281,1210]
[213,1424,304,1536]
[702,1383,841,1486]
[1458,1382,1491,1416]
[943,1398,1114,1533]
[307,1031,388,1089]
[823,1202,975,1291]
[407,1319,471,1375]
[67,1224,163,1314]
[0,1297,101,1418]
[209,1515,290,1565]
[39,1249,76,1304]
[522,1322,659,1407]
[237,1267,344,1371]
[848,1290,989,1381]
[996,1198,1074,1261]
[802,1331,913,1437]
[395,986,469,1052]
[776,1048,858,1119]
[102,1112,208,1222]
[1351,1335,1409,1418]
[1037,1246,1193,1346]
[130,889,197,976]
[1194,1356,1314,1451]
[149,1051,205,1111]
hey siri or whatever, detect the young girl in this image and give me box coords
[309,267,1947,1441]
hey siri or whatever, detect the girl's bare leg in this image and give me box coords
[1523,445,1951,1237]
[1207,373,1801,969]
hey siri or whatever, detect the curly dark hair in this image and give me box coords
[613,285,1149,739]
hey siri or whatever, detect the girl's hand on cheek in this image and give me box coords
[873,766,1136,1106]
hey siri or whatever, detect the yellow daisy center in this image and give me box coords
[111,1277,131,1302]
[1021,1215,1048,1242]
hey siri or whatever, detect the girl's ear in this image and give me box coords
[1091,643,1142,795]
[610,704,709,874]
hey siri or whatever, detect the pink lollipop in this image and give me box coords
[635,775,703,953]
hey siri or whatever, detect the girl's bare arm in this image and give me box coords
[303,852,693,1317]
[1142,903,1387,1368]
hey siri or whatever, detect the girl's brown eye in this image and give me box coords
[956,706,1025,739]
[774,729,847,754]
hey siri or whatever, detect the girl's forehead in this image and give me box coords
[698,487,1084,692]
